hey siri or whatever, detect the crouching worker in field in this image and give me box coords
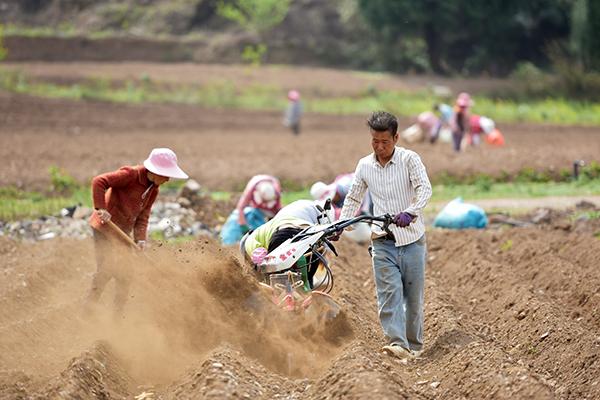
[240,199,332,290]
[86,148,189,313]
[220,174,282,245]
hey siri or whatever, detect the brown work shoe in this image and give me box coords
[382,344,412,359]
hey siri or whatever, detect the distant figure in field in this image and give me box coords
[467,115,495,147]
[283,89,303,135]
[310,172,373,219]
[452,92,473,152]
[431,103,454,143]
[220,174,282,245]
[416,111,440,144]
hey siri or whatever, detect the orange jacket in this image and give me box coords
[89,166,159,241]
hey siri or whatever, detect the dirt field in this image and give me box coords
[1,213,600,399]
[1,91,599,191]
[1,63,600,399]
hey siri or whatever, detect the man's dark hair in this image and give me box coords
[367,111,398,136]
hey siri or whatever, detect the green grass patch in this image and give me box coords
[0,186,91,221]
[277,179,600,207]
[430,180,600,202]
[3,24,78,38]
[3,69,600,125]
[281,189,311,204]
[210,191,233,202]
[571,210,600,222]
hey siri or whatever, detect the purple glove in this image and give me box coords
[251,247,268,264]
[393,212,414,227]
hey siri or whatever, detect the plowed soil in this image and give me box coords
[1,63,600,399]
[1,218,600,399]
[1,69,599,190]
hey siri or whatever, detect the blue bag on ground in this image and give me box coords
[220,207,266,245]
[433,197,488,229]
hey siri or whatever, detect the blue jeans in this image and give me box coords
[371,234,426,351]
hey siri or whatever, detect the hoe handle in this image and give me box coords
[106,220,138,249]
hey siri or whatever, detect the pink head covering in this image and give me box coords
[143,148,189,179]
[287,90,300,101]
[456,92,473,108]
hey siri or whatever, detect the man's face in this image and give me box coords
[371,129,398,160]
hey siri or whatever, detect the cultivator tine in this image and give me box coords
[305,291,341,321]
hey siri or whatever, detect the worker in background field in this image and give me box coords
[220,174,282,245]
[310,172,372,219]
[452,92,473,152]
[416,111,440,144]
[431,103,454,143]
[283,89,303,135]
[87,148,189,313]
[467,115,495,147]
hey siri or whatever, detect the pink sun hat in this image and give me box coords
[287,90,300,101]
[143,148,189,179]
[456,92,473,108]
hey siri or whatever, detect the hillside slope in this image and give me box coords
[1,0,380,68]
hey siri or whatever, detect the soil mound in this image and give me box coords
[0,237,353,398]
[2,213,600,398]
[162,346,302,399]
[42,342,132,399]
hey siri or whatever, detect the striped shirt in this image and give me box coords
[340,146,432,246]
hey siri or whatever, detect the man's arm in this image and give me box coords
[339,163,368,221]
[403,153,432,216]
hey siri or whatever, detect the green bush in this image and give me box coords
[0,24,7,61]
[582,161,600,180]
[432,171,461,186]
[473,175,493,192]
[242,44,267,66]
[559,167,574,182]
[515,167,552,183]
[49,166,79,195]
[510,62,554,98]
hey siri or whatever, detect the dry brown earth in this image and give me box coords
[1,63,600,399]
[1,215,600,399]
[1,92,599,191]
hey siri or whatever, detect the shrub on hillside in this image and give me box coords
[49,166,79,195]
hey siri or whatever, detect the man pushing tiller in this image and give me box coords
[86,148,189,313]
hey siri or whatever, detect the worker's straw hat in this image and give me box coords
[144,148,189,179]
